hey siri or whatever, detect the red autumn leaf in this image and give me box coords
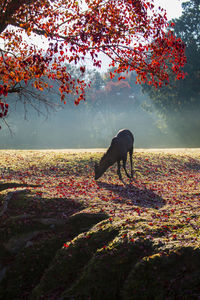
[0,0,186,122]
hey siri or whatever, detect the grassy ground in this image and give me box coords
[0,149,200,299]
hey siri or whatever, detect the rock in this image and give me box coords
[0,189,29,217]
[35,218,66,226]
[4,231,45,253]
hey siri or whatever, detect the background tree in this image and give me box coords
[1,66,166,149]
[143,0,200,146]
[0,0,186,128]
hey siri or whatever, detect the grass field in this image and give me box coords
[0,149,200,299]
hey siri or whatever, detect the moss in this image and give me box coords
[0,217,50,242]
[63,238,155,300]
[122,247,200,300]
[0,236,64,300]
[0,213,109,300]
[30,219,119,300]
[64,212,109,234]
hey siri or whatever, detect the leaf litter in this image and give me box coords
[0,149,200,299]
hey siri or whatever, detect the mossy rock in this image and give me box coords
[0,216,51,242]
[30,218,119,300]
[122,247,200,300]
[64,212,109,234]
[0,212,109,300]
[63,238,155,300]
[0,236,64,300]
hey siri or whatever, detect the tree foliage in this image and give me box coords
[0,0,186,124]
[142,0,200,145]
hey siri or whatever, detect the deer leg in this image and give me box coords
[129,147,133,178]
[117,160,122,180]
[123,155,131,178]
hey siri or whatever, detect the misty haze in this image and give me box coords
[1,69,199,149]
[0,83,187,149]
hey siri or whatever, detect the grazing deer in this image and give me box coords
[94,129,134,180]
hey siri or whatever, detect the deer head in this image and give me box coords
[94,157,111,180]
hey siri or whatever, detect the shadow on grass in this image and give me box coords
[97,181,166,209]
[185,159,200,171]
[0,182,40,192]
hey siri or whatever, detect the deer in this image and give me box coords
[94,129,134,180]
